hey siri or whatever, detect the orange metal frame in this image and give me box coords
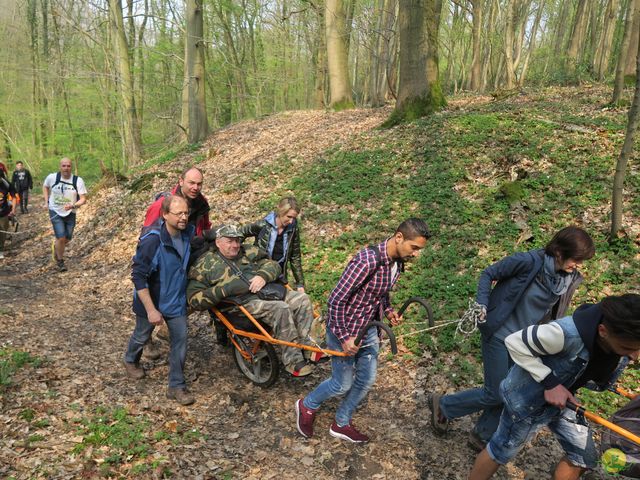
[210,303,348,361]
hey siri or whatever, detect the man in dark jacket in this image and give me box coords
[143,166,211,236]
[468,294,640,480]
[124,195,196,405]
[141,166,212,356]
[11,161,33,214]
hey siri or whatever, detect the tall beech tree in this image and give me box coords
[181,0,209,143]
[387,0,445,125]
[325,0,353,108]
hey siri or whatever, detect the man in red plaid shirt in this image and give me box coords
[296,218,431,442]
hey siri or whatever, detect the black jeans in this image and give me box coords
[18,189,29,212]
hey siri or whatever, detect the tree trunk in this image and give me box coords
[387,0,444,125]
[611,15,640,239]
[518,0,545,87]
[503,0,517,89]
[613,0,639,103]
[326,0,354,108]
[470,0,483,92]
[566,0,589,78]
[625,0,640,75]
[594,0,620,80]
[108,0,143,168]
[181,0,209,143]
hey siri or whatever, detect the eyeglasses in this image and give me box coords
[169,211,189,218]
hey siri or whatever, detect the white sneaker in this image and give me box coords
[0,252,4,259]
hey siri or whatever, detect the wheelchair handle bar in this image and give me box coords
[566,401,640,446]
[354,321,397,355]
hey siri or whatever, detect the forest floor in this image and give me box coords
[0,94,629,479]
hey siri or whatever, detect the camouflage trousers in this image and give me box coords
[244,290,313,368]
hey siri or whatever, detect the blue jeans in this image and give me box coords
[124,314,188,389]
[303,327,379,426]
[49,210,76,240]
[488,406,596,468]
[439,334,512,442]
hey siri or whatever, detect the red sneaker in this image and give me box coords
[329,421,369,443]
[295,398,317,438]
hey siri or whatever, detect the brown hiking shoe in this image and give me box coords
[142,339,164,360]
[124,362,145,380]
[295,398,317,438]
[468,430,487,453]
[167,387,195,406]
[428,393,449,435]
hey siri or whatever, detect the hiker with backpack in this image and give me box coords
[0,163,17,260]
[11,161,33,214]
[124,195,196,405]
[239,196,306,292]
[467,293,640,480]
[141,166,212,356]
[143,166,211,236]
[42,157,87,272]
[429,226,595,451]
[295,218,431,443]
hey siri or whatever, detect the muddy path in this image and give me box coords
[0,108,573,479]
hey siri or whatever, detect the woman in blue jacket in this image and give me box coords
[240,196,306,291]
[429,226,595,450]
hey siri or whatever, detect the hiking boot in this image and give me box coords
[166,387,195,406]
[303,349,328,363]
[143,339,164,360]
[285,360,314,377]
[428,393,449,435]
[295,398,317,438]
[468,430,487,453]
[329,421,369,443]
[57,260,67,272]
[124,362,145,380]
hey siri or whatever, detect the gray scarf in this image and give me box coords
[540,254,574,296]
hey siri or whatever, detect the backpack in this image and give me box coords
[600,395,640,477]
[51,172,80,201]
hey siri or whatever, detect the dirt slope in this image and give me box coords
[0,107,578,479]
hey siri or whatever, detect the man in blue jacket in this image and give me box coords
[123,195,196,405]
[468,294,640,480]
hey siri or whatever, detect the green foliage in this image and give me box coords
[0,349,41,390]
[382,88,447,128]
[499,181,525,204]
[71,406,201,476]
[331,99,356,112]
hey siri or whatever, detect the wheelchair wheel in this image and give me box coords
[232,337,280,388]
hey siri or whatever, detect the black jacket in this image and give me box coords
[12,169,33,191]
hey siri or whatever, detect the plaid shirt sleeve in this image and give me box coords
[328,254,375,343]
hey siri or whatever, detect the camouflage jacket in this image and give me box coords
[187,244,281,310]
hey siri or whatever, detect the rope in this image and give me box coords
[306,299,487,353]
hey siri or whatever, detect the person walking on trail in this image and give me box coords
[143,166,211,236]
[467,294,640,480]
[124,195,196,406]
[0,164,17,260]
[295,218,431,443]
[42,157,87,272]
[142,166,212,356]
[240,196,307,292]
[11,161,33,214]
[429,226,595,452]
[187,224,316,377]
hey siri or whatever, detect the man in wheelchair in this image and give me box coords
[187,224,315,377]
